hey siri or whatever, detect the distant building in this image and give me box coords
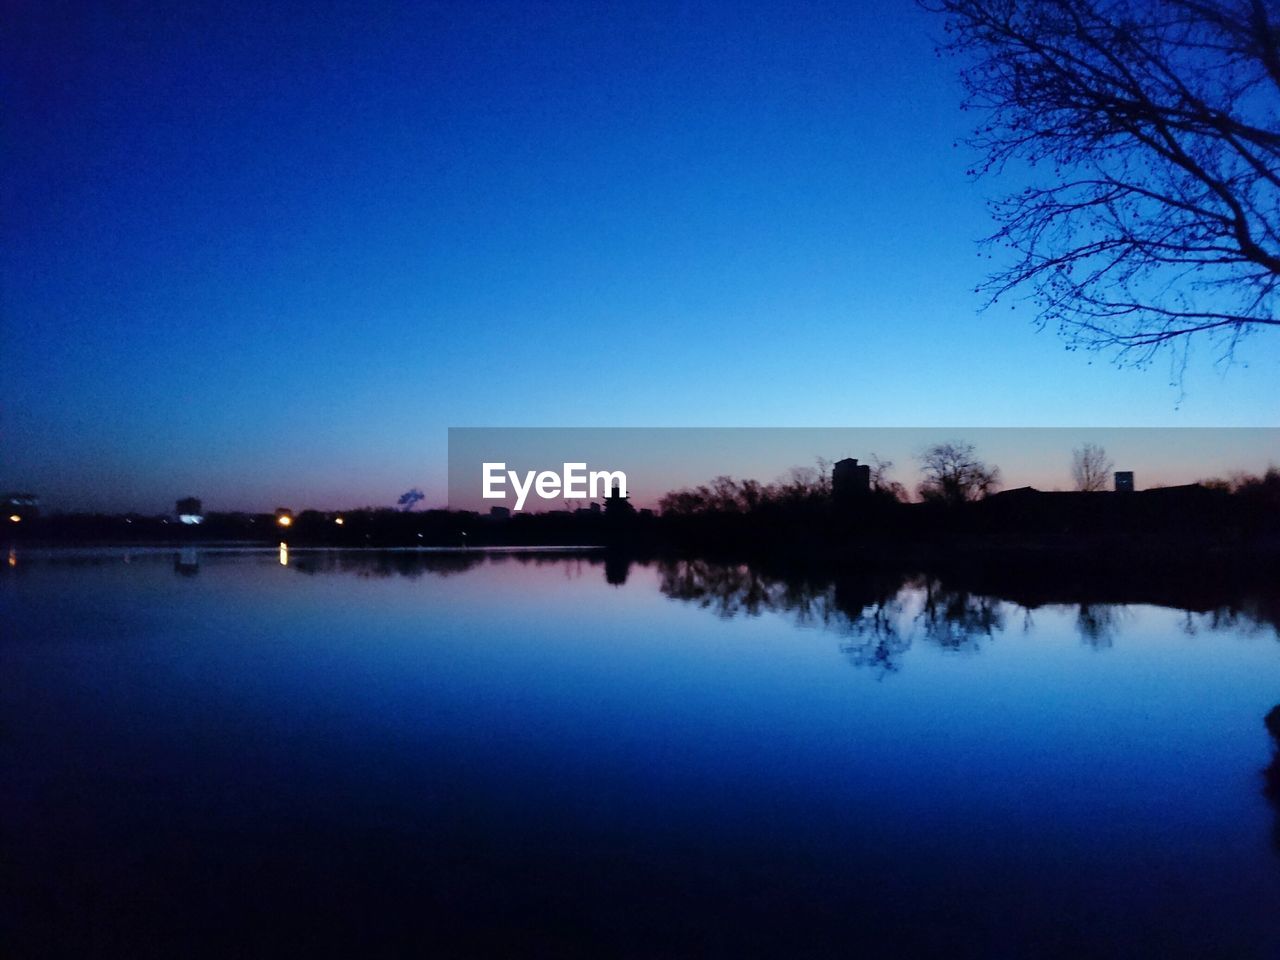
[604,482,634,516]
[832,458,871,500]
[1114,471,1135,493]
[489,506,511,520]
[3,492,39,522]
[175,497,204,525]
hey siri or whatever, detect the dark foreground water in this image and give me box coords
[3,547,1280,958]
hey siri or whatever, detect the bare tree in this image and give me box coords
[924,0,1280,366]
[917,441,1001,504]
[868,454,910,501]
[1072,442,1116,490]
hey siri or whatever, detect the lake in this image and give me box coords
[3,547,1279,958]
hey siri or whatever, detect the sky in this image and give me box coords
[3,0,1278,513]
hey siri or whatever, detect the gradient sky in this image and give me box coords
[4,0,1278,513]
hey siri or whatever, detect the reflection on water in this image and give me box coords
[1074,602,1129,649]
[650,557,1278,673]
[1267,705,1280,854]
[288,546,490,578]
[2,547,1280,958]
[123,545,1280,651]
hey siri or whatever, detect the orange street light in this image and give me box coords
[277,514,292,527]
[8,514,21,523]
[334,516,344,525]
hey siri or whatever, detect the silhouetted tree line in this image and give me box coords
[654,464,1279,558]
[5,505,654,549]
[7,457,1278,557]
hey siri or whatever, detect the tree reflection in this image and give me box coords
[254,549,1279,671]
[917,578,1003,652]
[834,578,910,676]
[1182,596,1280,640]
[654,558,1279,673]
[657,560,781,619]
[1075,604,1127,650]
[1265,705,1280,856]
[655,561,1016,673]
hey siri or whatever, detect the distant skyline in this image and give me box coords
[4,1,1278,513]
[446,428,1280,513]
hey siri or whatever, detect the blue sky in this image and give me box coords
[3,0,1277,512]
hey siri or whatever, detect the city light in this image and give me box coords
[334,516,344,525]
[8,514,20,523]
[277,515,292,527]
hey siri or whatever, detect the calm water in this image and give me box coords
[3,547,1280,958]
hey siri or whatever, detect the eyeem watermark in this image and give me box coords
[482,462,627,511]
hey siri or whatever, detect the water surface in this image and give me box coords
[3,548,1279,957]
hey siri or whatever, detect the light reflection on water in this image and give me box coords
[2,547,1279,958]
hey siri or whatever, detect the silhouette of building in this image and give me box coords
[488,506,510,520]
[176,497,204,524]
[832,458,871,500]
[1114,471,1135,493]
[3,492,39,522]
[604,482,634,516]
